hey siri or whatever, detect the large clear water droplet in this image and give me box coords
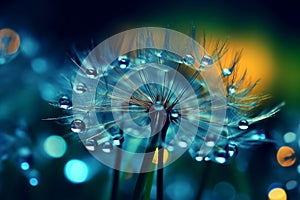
[200,55,213,67]
[71,119,86,133]
[58,96,72,110]
[225,143,238,158]
[102,141,113,153]
[182,54,195,66]
[84,138,98,151]
[214,149,228,164]
[112,134,124,146]
[238,119,249,130]
[85,67,98,79]
[118,56,130,69]
[222,68,232,76]
[73,82,87,94]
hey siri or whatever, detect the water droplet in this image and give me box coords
[182,54,195,65]
[170,109,179,120]
[178,137,189,148]
[204,156,211,161]
[118,55,130,69]
[112,134,124,146]
[227,85,236,96]
[205,140,216,147]
[222,68,232,76]
[193,151,204,162]
[85,67,98,79]
[58,96,72,110]
[214,149,228,164]
[238,120,249,130]
[73,82,87,94]
[102,141,113,153]
[200,55,213,67]
[0,28,20,65]
[84,138,98,151]
[225,143,238,158]
[152,101,164,111]
[71,119,86,133]
[164,142,175,152]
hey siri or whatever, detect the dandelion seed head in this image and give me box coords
[51,27,283,171]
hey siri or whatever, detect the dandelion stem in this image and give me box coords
[157,115,170,200]
[110,131,123,200]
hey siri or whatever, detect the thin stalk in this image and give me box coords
[156,117,170,200]
[132,103,169,200]
[110,130,123,200]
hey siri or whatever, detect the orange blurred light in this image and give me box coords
[205,36,273,93]
[276,146,296,167]
[0,28,20,55]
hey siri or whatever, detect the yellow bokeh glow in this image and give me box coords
[268,188,287,200]
[152,148,169,164]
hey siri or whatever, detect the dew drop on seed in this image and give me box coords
[200,55,213,67]
[152,101,164,111]
[84,138,98,151]
[178,137,188,148]
[58,96,72,110]
[112,134,124,146]
[73,82,87,94]
[205,140,216,147]
[102,141,113,153]
[182,54,195,66]
[118,56,130,69]
[227,85,236,96]
[222,68,232,76]
[164,142,175,152]
[238,120,249,130]
[170,109,179,120]
[193,151,204,162]
[204,156,211,161]
[214,149,228,164]
[225,143,238,158]
[71,119,86,133]
[85,67,98,79]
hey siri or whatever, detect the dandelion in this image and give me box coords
[51,27,283,199]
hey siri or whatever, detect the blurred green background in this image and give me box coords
[0,0,299,199]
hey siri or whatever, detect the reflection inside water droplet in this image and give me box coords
[182,54,194,65]
[118,55,130,69]
[238,120,249,130]
[73,82,87,94]
[71,119,86,133]
[58,96,72,110]
[102,141,113,153]
[200,55,213,67]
